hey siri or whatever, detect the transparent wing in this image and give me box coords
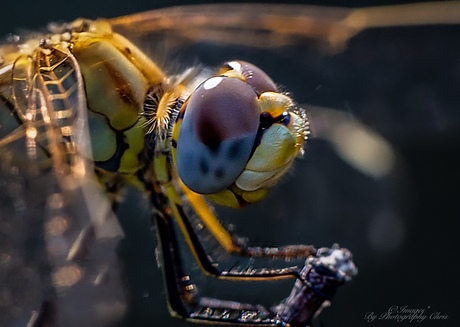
[109,2,460,50]
[0,38,125,326]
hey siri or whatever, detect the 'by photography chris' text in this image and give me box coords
[364,305,448,323]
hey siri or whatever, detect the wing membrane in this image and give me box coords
[109,2,460,51]
[0,36,125,326]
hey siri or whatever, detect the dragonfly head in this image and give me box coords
[172,61,309,207]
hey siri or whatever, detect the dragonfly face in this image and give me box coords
[172,60,308,206]
[1,2,460,327]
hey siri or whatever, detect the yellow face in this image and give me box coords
[172,61,309,207]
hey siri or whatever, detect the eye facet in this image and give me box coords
[220,60,278,95]
[175,76,260,194]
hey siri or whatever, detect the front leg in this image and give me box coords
[165,178,316,281]
[184,183,318,261]
[153,185,356,326]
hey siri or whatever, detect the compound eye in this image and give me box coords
[175,76,260,194]
[221,60,278,95]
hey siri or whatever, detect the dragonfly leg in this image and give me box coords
[152,199,284,325]
[164,180,316,281]
[148,146,355,325]
[152,188,356,326]
[184,184,317,259]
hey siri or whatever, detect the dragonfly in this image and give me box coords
[1,2,459,327]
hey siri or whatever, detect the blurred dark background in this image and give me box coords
[1,1,459,327]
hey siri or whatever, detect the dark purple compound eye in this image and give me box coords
[175,76,260,194]
[221,60,278,95]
